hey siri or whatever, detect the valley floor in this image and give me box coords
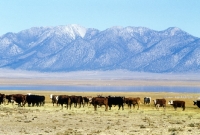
[0,90,200,135]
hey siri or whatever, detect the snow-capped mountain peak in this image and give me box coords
[54,24,87,39]
[0,25,199,73]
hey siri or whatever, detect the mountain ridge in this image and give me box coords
[0,24,199,73]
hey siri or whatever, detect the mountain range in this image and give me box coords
[0,24,200,73]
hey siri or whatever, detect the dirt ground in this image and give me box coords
[0,79,200,135]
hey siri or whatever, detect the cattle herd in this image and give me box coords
[0,93,200,111]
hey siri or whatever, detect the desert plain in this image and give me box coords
[0,78,200,135]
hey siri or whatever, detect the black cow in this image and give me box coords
[0,93,6,105]
[193,100,200,108]
[108,96,124,110]
[83,96,92,106]
[5,95,13,105]
[144,97,151,104]
[26,95,45,107]
[70,95,84,108]
[57,95,71,109]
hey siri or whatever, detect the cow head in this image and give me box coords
[50,94,53,99]
[56,96,59,101]
[153,99,157,105]
[27,93,31,95]
[193,101,197,105]
[168,100,173,105]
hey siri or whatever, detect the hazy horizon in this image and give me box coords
[1,68,200,81]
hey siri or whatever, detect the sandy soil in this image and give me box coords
[0,90,200,135]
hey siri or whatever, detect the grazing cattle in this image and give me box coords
[193,100,200,108]
[168,100,185,111]
[125,97,140,110]
[83,96,92,106]
[91,97,108,111]
[70,95,84,108]
[5,95,14,105]
[57,95,71,109]
[50,94,59,106]
[26,95,45,107]
[153,99,166,110]
[108,96,124,110]
[0,93,6,105]
[144,97,151,104]
[11,94,26,107]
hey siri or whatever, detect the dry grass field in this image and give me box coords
[0,91,200,135]
[0,79,200,135]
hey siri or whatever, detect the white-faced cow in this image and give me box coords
[193,100,200,108]
[153,99,166,110]
[50,94,59,106]
[168,100,185,111]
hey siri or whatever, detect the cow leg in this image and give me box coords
[129,103,131,109]
[69,104,71,110]
[105,105,108,111]
[109,105,112,110]
[94,104,97,111]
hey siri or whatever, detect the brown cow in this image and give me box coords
[91,97,108,111]
[153,99,166,110]
[168,100,185,111]
[125,97,140,110]
[11,94,26,107]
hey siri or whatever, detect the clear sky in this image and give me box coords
[0,0,200,37]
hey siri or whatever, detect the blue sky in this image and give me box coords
[0,0,200,37]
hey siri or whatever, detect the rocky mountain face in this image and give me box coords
[0,24,199,73]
